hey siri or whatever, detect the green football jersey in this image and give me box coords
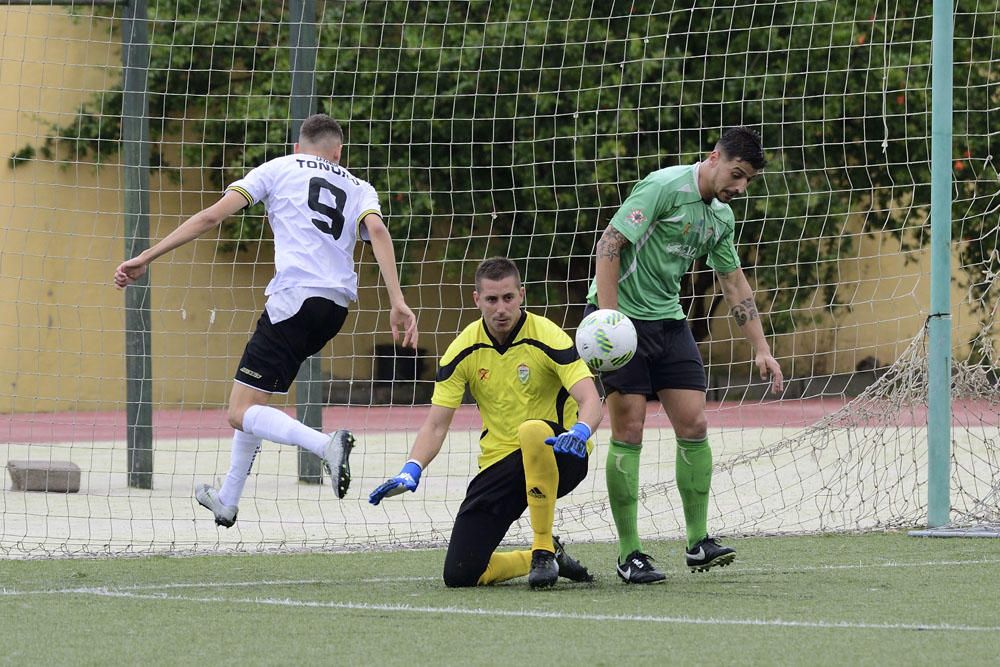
[587,163,741,320]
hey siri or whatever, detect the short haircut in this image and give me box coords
[716,126,766,170]
[475,257,521,290]
[299,114,344,145]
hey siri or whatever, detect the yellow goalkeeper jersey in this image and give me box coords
[431,311,594,471]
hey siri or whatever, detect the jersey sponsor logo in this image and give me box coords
[477,368,490,382]
[625,209,647,226]
[679,219,718,244]
[664,242,699,260]
[239,366,262,379]
[517,363,530,384]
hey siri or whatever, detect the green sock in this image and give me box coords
[676,437,712,549]
[606,439,642,562]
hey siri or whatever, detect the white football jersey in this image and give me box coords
[227,153,382,301]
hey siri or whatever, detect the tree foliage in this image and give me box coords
[16,0,1000,343]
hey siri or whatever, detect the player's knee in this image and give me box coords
[608,407,645,443]
[676,415,708,440]
[226,405,245,431]
[442,562,479,588]
[517,420,551,451]
[443,574,477,588]
[611,419,644,444]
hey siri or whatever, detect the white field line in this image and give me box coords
[3,556,999,598]
[105,576,440,590]
[11,587,999,633]
[735,557,1000,574]
[2,556,1000,634]
[0,576,437,596]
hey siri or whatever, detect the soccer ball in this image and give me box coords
[575,309,637,372]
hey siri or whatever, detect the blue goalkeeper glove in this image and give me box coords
[545,422,591,459]
[368,460,423,505]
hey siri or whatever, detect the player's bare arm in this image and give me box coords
[363,213,419,349]
[368,403,455,505]
[567,377,603,435]
[730,296,759,327]
[114,190,248,289]
[717,268,784,393]
[595,224,630,310]
[406,404,456,468]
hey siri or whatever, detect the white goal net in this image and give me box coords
[1,0,997,557]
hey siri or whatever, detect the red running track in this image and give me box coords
[1,398,994,444]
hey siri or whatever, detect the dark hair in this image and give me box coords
[716,126,766,170]
[299,114,344,145]
[475,257,521,290]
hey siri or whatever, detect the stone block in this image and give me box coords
[6,459,81,493]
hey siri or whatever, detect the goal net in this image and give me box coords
[1,0,997,557]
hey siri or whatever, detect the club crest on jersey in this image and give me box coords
[477,368,490,382]
[626,209,647,226]
[517,363,530,384]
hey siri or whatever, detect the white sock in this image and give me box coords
[218,429,262,507]
[241,404,329,456]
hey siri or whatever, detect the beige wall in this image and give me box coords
[2,7,121,413]
[703,217,990,380]
[0,8,481,412]
[1,9,991,413]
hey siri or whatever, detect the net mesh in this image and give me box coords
[0,0,997,557]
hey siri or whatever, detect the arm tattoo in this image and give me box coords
[730,297,759,327]
[596,226,628,260]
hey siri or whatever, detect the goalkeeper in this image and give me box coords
[369,257,602,589]
[589,126,784,583]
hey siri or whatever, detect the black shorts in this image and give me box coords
[442,421,589,587]
[585,305,706,395]
[234,297,348,394]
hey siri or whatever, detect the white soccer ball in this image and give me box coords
[575,309,637,372]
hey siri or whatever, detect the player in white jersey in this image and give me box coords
[114,114,418,527]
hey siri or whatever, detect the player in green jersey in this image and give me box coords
[587,126,784,583]
[370,257,603,589]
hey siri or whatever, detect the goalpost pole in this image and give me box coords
[926,0,953,528]
[287,0,324,484]
[122,0,153,489]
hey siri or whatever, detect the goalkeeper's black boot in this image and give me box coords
[686,536,736,573]
[323,430,355,499]
[553,536,594,583]
[616,550,666,584]
[528,549,559,589]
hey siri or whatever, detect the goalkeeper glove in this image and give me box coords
[368,460,423,505]
[545,422,591,459]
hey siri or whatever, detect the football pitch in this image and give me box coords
[2,532,998,665]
